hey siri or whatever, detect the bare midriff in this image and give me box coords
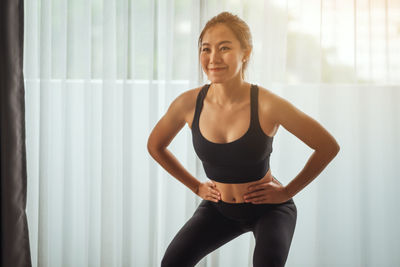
[211,169,275,203]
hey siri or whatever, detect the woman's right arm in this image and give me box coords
[146,90,201,194]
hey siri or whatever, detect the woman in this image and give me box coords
[147,12,340,267]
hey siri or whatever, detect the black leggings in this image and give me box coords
[161,197,297,267]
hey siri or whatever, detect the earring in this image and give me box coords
[243,58,247,62]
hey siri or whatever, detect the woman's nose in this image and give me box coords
[210,51,222,63]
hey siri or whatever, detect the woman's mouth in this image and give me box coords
[209,67,226,72]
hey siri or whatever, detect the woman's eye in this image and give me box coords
[201,47,230,52]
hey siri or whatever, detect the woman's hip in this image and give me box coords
[209,197,296,223]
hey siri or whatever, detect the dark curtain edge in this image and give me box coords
[0,0,32,267]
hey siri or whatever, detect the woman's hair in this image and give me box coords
[198,11,253,81]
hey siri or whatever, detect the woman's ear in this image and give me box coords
[243,47,252,62]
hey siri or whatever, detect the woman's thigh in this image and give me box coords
[252,201,297,267]
[161,199,246,267]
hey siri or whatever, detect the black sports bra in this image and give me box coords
[191,83,274,184]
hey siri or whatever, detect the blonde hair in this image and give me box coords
[198,12,253,81]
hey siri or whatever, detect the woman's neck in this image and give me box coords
[208,78,250,107]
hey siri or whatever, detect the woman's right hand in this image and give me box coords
[196,181,221,203]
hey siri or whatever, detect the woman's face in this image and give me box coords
[200,23,248,83]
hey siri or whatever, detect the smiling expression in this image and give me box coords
[200,23,250,83]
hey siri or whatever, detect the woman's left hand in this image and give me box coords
[243,178,291,204]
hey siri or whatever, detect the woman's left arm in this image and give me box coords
[274,94,340,199]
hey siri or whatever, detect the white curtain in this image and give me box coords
[23,0,400,266]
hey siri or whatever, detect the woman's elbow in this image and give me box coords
[315,138,340,158]
[147,136,167,156]
[326,139,340,157]
[147,136,159,155]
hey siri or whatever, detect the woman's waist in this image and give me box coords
[211,169,274,203]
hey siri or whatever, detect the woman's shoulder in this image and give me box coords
[177,85,203,103]
[256,85,296,119]
[171,85,204,114]
[172,86,205,128]
[256,85,281,106]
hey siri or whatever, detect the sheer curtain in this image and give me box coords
[23,0,400,266]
